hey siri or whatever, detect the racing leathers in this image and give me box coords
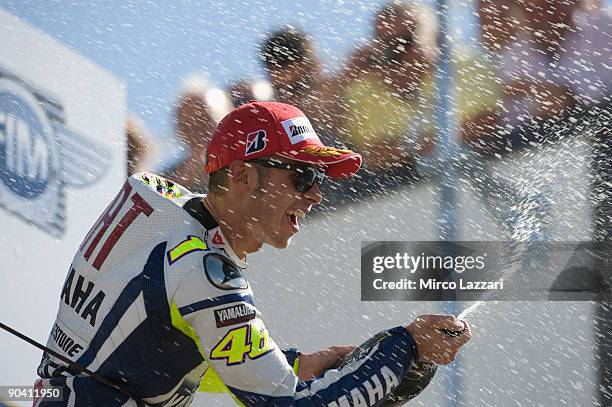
[35,173,418,406]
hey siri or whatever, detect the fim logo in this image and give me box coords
[0,70,110,236]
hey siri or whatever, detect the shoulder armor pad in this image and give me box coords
[204,253,248,290]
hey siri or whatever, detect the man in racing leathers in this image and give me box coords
[35,101,470,406]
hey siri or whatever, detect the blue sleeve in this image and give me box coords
[282,348,301,372]
[227,326,417,407]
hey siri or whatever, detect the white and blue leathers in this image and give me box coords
[35,173,418,407]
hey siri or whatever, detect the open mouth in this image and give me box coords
[287,209,306,230]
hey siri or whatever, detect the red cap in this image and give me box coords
[205,101,362,178]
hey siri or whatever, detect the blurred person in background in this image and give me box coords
[341,1,502,173]
[259,27,367,146]
[126,116,159,176]
[499,0,611,149]
[456,0,525,154]
[340,1,438,176]
[161,74,233,192]
[227,78,274,107]
[478,0,524,54]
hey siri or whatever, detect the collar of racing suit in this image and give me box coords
[182,196,248,268]
[184,197,219,230]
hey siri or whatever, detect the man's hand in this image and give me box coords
[297,345,356,380]
[406,314,471,365]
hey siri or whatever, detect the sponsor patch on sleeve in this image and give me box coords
[214,303,257,328]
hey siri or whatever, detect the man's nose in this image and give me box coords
[304,182,323,205]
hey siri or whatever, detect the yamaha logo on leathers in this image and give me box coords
[214,303,256,327]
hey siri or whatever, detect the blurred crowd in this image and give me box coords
[127,0,611,207]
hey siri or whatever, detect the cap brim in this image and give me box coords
[276,146,362,178]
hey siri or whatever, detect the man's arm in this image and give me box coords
[295,345,355,380]
[196,320,417,407]
[174,263,417,405]
[176,253,469,406]
[188,301,467,406]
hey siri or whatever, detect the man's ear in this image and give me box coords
[228,160,256,192]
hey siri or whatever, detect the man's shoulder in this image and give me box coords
[166,233,248,290]
[200,250,249,291]
[168,244,251,315]
[129,172,195,205]
[165,232,234,269]
[125,173,251,298]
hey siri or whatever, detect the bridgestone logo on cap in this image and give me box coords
[281,117,319,145]
[245,130,267,156]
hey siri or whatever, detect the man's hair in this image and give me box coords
[208,168,230,196]
[260,29,310,70]
[207,164,268,196]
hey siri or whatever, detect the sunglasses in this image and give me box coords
[249,159,325,192]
